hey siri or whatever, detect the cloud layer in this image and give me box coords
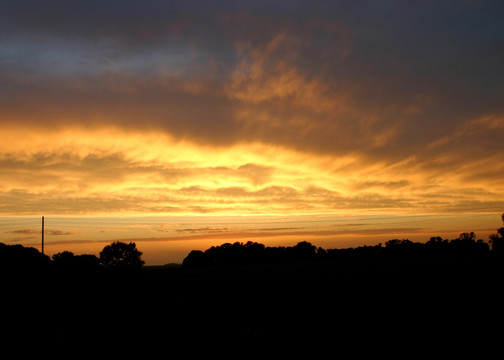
[1,0,503,217]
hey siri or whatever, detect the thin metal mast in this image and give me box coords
[41,216,44,255]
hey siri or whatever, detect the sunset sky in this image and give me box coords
[1,1,503,264]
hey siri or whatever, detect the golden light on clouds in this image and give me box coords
[1,124,502,218]
[1,125,339,215]
[1,1,503,263]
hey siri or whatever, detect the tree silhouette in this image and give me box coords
[489,213,504,254]
[53,251,100,271]
[449,232,489,256]
[0,242,50,271]
[289,241,317,261]
[99,241,144,269]
[458,232,476,241]
[182,250,208,267]
[52,251,76,265]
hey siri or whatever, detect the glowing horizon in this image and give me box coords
[0,212,500,265]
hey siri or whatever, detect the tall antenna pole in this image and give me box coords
[41,216,45,255]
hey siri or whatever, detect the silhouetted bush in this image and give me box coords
[0,242,50,272]
[52,251,100,271]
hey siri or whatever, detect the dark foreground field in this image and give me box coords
[3,255,504,357]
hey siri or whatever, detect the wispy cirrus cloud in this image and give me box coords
[5,228,76,236]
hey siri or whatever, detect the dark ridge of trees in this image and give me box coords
[181,233,493,268]
[0,240,144,274]
[183,240,318,267]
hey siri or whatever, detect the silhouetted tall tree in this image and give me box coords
[489,213,504,254]
[458,232,476,241]
[99,241,144,269]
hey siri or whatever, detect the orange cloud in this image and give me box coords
[1,3,503,222]
[1,124,502,218]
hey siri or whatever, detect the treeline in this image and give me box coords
[2,213,504,271]
[182,213,504,267]
[182,231,502,267]
[0,240,144,273]
[2,215,504,353]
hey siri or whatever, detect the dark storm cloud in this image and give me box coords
[1,0,503,162]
